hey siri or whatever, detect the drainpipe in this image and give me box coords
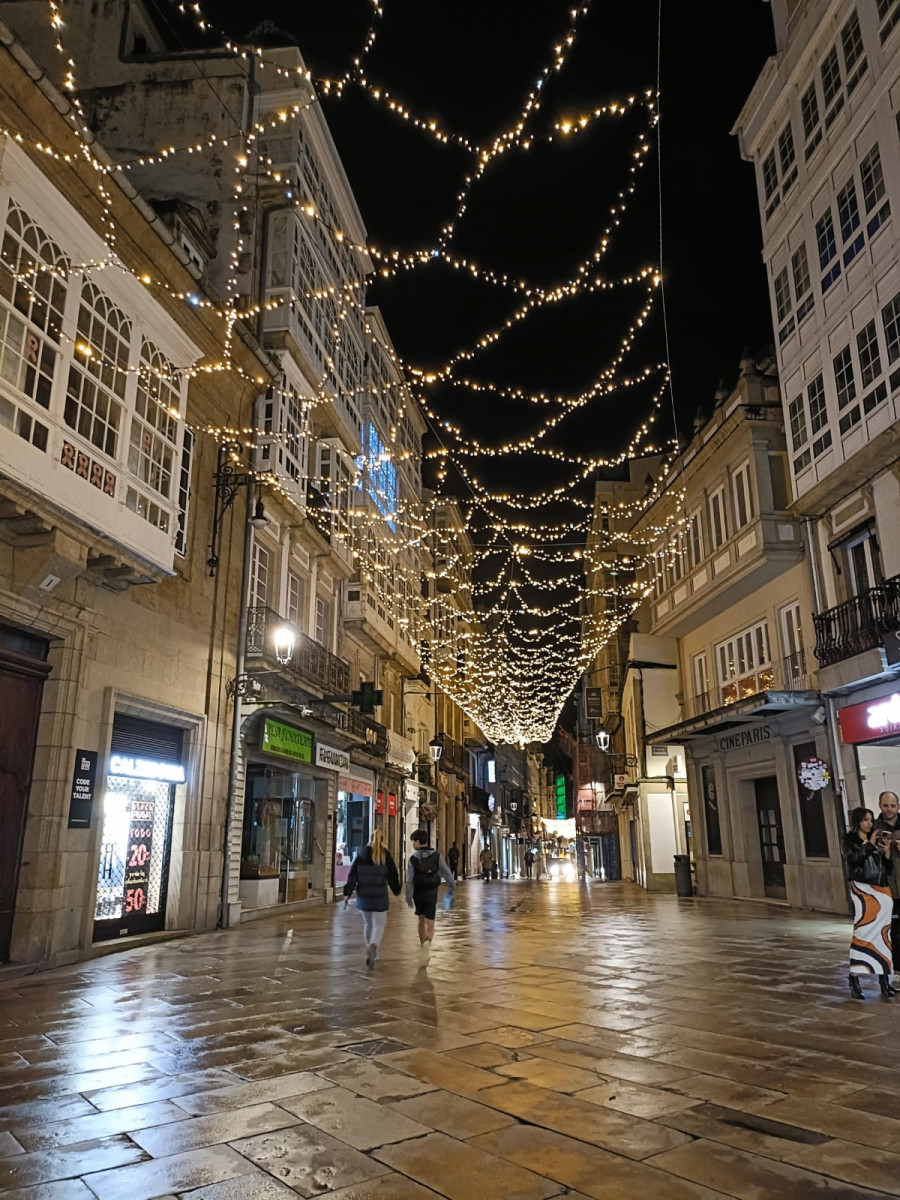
[220,493,255,928]
[803,517,848,828]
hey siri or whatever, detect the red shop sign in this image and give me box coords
[388,793,397,816]
[839,693,900,744]
[375,790,385,814]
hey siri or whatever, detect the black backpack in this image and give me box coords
[413,850,440,887]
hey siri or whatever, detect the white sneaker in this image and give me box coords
[420,940,431,966]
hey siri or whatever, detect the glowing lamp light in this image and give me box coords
[429,735,443,762]
[595,728,611,752]
[273,625,296,666]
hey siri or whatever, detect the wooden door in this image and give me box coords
[0,647,51,961]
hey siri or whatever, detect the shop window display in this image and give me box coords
[241,764,319,905]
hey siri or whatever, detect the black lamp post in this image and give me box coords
[207,441,269,576]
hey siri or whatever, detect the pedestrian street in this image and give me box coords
[0,881,898,1199]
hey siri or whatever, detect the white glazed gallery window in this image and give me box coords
[708,485,727,550]
[126,341,181,533]
[715,621,773,706]
[250,541,271,610]
[64,281,131,458]
[0,202,67,449]
[731,461,754,530]
[692,651,711,710]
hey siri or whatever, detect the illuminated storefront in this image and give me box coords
[93,715,185,942]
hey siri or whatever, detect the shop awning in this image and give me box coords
[649,689,820,744]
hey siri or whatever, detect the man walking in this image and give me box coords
[874,790,900,973]
[480,843,493,882]
[524,847,534,879]
[447,840,460,880]
[406,830,454,965]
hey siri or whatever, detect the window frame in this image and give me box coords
[731,460,754,531]
[708,485,728,550]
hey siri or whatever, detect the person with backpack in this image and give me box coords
[343,828,401,968]
[480,844,493,881]
[405,829,454,964]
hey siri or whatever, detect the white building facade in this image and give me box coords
[735,0,900,826]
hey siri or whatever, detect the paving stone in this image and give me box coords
[81,1144,256,1200]
[470,1123,730,1200]
[130,1100,302,1157]
[576,1080,701,1118]
[374,1129,562,1200]
[0,1129,25,1156]
[495,1055,609,1093]
[83,1069,243,1112]
[320,1177,447,1199]
[11,1099,190,1152]
[229,1124,391,1197]
[645,1137,887,1199]
[321,1058,437,1101]
[390,1089,516,1139]
[180,1176,299,1198]
[376,1048,506,1094]
[280,1084,430,1149]
[173,1071,334,1116]
[0,1133,145,1191]
[444,1042,534,1069]
[0,1180,97,1199]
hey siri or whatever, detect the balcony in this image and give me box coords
[344,708,388,758]
[341,580,421,675]
[650,514,804,639]
[436,731,469,780]
[246,605,350,695]
[687,652,814,720]
[813,574,900,667]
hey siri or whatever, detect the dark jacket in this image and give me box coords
[842,831,893,887]
[873,816,900,899]
[344,847,401,912]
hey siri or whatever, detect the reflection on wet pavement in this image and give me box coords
[0,881,897,1198]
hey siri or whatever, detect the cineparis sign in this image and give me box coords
[109,754,186,783]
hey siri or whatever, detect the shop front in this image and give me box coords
[239,714,330,913]
[335,766,375,885]
[93,713,186,942]
[837,688,900,811]
[383,730,416,864]
[666,702,846,913]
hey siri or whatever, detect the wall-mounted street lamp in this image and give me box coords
[429,735,443,762]
[207,442,270,576]
[273,625,296,666]
[595,728,611,752]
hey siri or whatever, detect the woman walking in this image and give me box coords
[842,807,896,999]
[343,829,401,968]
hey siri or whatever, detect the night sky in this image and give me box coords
[204,0,776,458]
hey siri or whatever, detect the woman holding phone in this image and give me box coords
[841,807,895,999]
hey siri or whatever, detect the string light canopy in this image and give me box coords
[21,0,681,745]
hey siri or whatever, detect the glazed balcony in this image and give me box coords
[686,651,815,721]
[813,574,900,667]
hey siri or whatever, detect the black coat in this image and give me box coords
[344,847,401,911]
[842,831,892,887]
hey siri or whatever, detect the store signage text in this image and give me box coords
[68,749,98,829]
[109,754,186,783]
[316,742,350,772]
[718,725,771,752]
[262,719,312,763]
[124,799,155,916]
[839,693,900,744]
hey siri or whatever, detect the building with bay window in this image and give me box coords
[589,356,847,911]
[0,18,267,966]
[734,0,900,830]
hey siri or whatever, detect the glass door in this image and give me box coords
[754,775,786,899]
[93,775,175,941]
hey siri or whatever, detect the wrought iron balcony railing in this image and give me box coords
[813,574,900,667]
[246,606,350,695]
[436,731,469,777]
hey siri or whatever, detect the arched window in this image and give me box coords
[65,280,131,457]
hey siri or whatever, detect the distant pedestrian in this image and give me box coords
[873,790,900,975]
[447,841,460,880]
[406,830,454,965]
[535,849,545,880]
[480,845,493,882]
[343,829,401,968]
[842,807,896,1000]
[491,858,499,880]
[524,848,534,879]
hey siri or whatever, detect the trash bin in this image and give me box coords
[674,854,693,897]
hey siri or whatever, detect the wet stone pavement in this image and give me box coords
[0,881,897,1198]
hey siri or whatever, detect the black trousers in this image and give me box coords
[893,898,900,973]
[525,863,533,878]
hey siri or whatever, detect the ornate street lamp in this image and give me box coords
[429,735,443,762]
[594,727,611,752]
[273,625,296,666]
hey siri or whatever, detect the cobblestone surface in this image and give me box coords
[0,881,896,1198]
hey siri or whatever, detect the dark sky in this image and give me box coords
[205,0,776,453]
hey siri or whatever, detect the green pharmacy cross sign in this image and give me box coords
[263,718,312,763]
[555,773,567,819]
